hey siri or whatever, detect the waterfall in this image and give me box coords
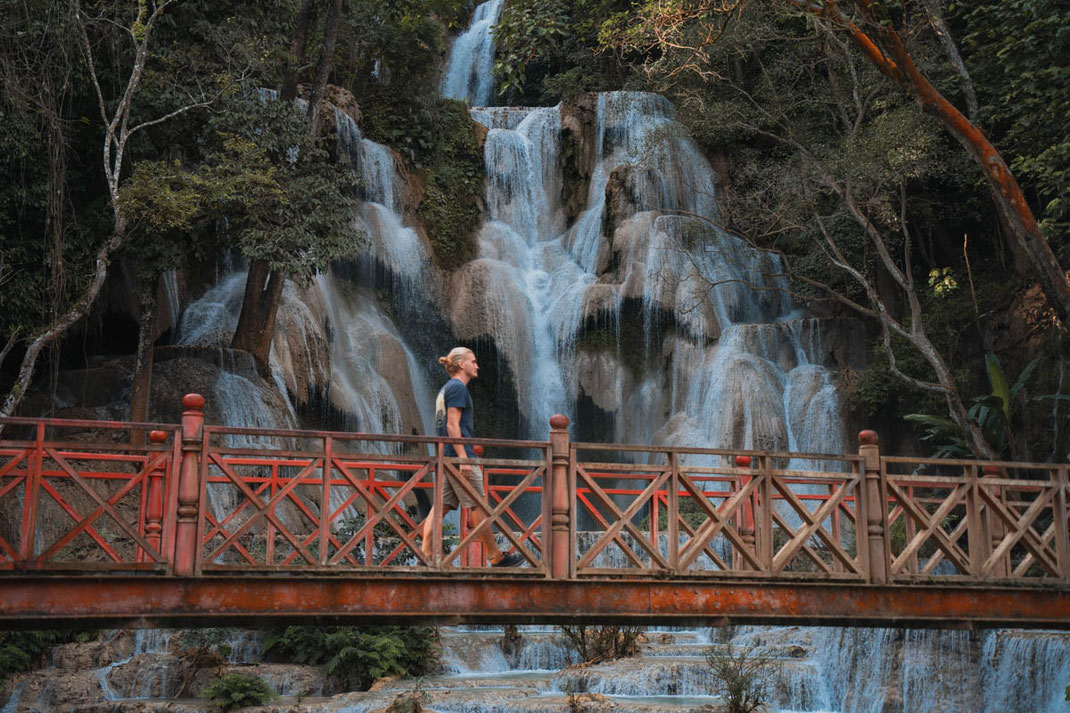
[455,89,845,458]
[441,0,504,106]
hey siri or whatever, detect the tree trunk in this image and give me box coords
[129,278,162,445]
[281,0,316,102]
[0,231,123,423]
[919,0,978,119]
[804,2,1070,330]
[231,259,285,378]
[307,0,342,133]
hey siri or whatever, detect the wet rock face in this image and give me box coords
[560,93,600,226]
[603,163,661,242]
[52,632,136,671]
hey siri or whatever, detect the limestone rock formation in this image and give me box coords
[560,93,600,226]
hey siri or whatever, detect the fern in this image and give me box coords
[262,626,439,691]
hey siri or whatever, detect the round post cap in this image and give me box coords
[182,394,206,410]
[858,430,878,446]
[549,414,570,430]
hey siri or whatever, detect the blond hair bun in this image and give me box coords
[439,347,473,375]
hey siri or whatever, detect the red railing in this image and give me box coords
[0,397,1067,587]
[569,444,864,579]
[0,418,181,571]
[194,423,550,574]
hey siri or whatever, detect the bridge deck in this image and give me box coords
[3,575,1069,630]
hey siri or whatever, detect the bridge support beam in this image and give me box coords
[0,576,1067,630]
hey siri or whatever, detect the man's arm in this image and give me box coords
[446,407,468,461]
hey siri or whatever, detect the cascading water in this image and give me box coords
[441,0,504,106]
[452,74,844,462]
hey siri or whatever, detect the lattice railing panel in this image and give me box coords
[572,446,864,579]
[197,429,549,573]
[0,420,179,571]
[883,459,1067,582]
[199,451,326,569]
[573,460,674,574]
[765,467,864,578]
[324,457,429,568]
[438,456,549,572]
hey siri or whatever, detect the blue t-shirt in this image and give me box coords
[435,378,475,457]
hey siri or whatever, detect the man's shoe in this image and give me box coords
[493,552,525,568]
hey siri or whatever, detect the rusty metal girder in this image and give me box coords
[0,575,1067,630]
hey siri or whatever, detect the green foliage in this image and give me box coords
[0,630,90,682]
[928,267,959,297]
[959,0,1070,249]
[558,625,642,665]
[116,96,365,287]
[493,0,632,104]
[262,626,440,691]
[363,96,484,269]
[119,161,206,234]
[905,353,1040,458]
[704,643,778,713]
[640,494,709,532]
[205,98,364,284]
[0,0,106,343]
[200,672,276,711]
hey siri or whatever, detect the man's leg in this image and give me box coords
[467,509,524,567]
[420,505,443,560]
[468,509,505,562]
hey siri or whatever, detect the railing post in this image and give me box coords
[173,394,205,576]
[549,414,570,579]
[20,422,45,562]
[982,465,1008,578]
[144,430,169,560]
[1055,467,1070,583]
[859,430,887,584]
[735,456,755,571]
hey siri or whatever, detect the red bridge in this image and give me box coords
[0,394,1067,630]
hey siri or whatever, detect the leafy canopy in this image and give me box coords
[118,96,365,285]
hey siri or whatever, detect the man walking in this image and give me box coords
[420,346,524,567]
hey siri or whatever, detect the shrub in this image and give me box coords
[261,626,440,691]
[558,625,643,665]
[200,672,275,711]
[704,643,778,713]
[0,630,90,683]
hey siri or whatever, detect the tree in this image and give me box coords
[558,625,643,664]
[221,98,363,377]
[958,0,1069,248]
[0,0,212,421]
[0,0,82,405]
[598,0,1063,458]
[793,0,1070,329]
[229,0,360,377]
[608,0,1070,330]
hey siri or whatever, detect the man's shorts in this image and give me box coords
[442,464,485,510]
